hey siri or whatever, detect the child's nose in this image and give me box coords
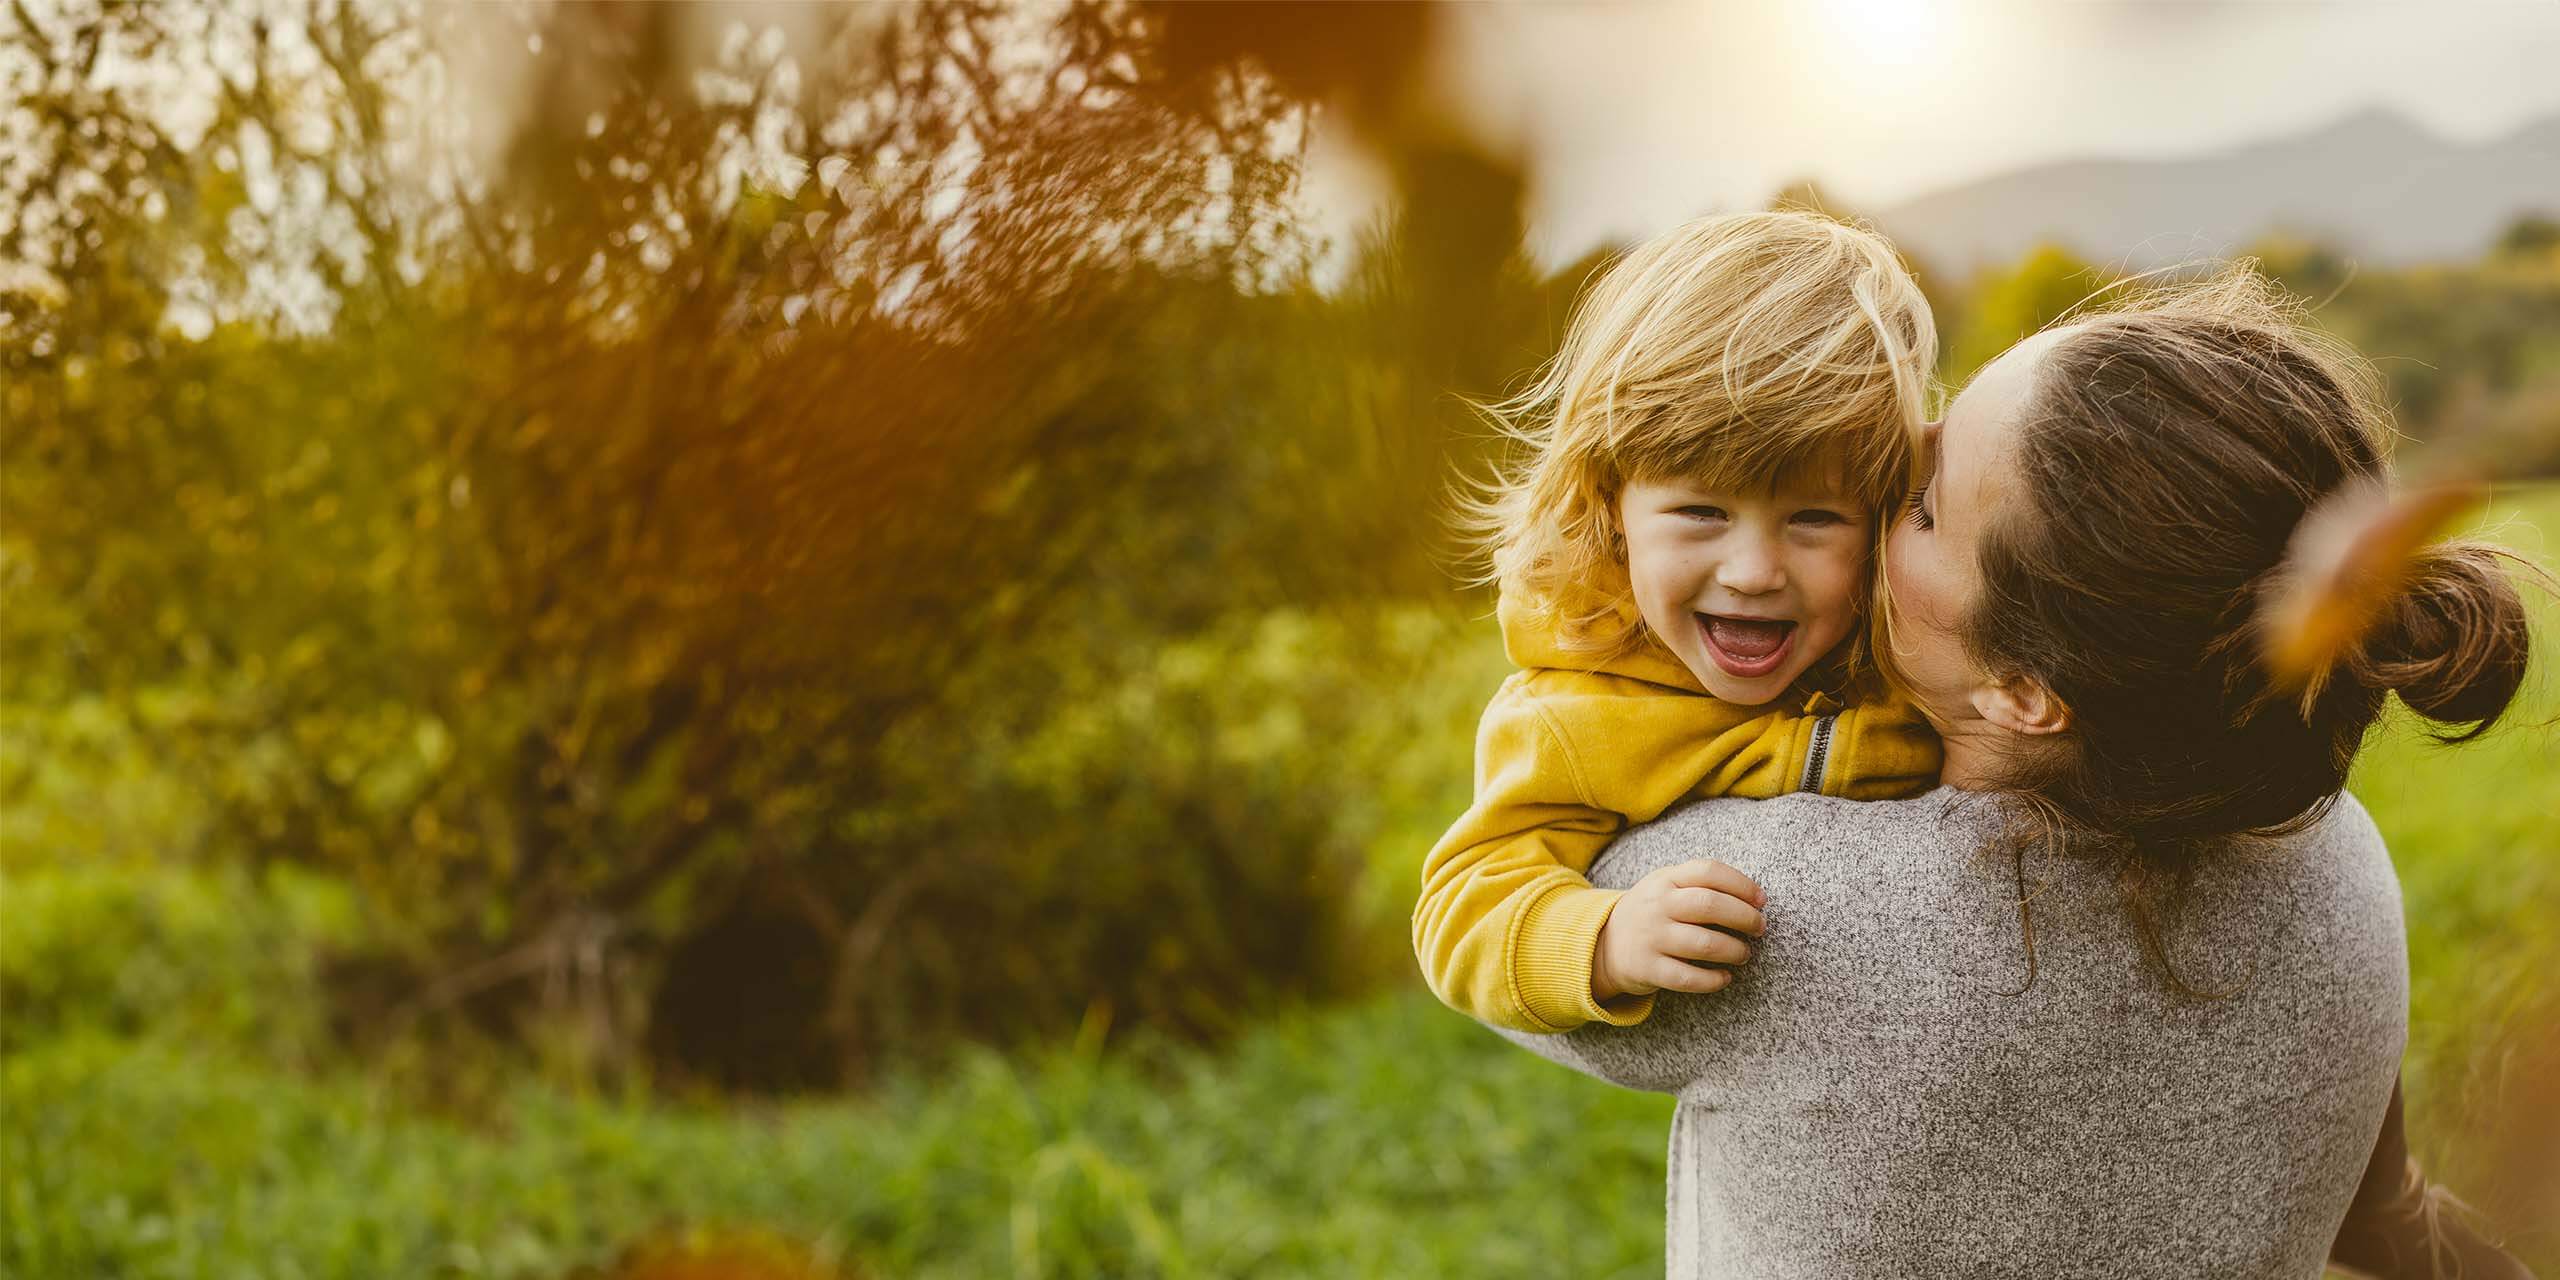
[1715,538,1786,594]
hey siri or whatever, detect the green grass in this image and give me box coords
[2342,488,2560,1260]
[3,1001,1676,1279]
[5,491,2555,1280]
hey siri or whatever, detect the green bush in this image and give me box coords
[0,696,214,874]
[810,604,1508,1071]
[0,863,349,1058]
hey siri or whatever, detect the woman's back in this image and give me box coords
[1502,789,2407,1279]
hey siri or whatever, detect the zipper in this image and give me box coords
[1798,714,1838,794]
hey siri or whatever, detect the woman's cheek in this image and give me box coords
[1885,530,1974,675]
[1883,524,1931,619]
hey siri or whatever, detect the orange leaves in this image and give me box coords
[583,1230,851,1280]
[2258,474,2490,697]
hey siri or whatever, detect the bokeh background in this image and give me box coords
[3,2,2556,1276]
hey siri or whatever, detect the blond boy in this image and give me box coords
[1415,211,1942,1034]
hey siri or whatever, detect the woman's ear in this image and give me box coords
[1974,674,2071,737]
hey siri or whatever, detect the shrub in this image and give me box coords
[0,863,348,1058]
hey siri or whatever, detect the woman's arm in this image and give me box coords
[1468,797,1788,1095]
[2328,1075,2536,1279]
[1486,1013,1698,1095]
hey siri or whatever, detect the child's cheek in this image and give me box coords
[1811,536,1854,595]
[1622,541,1677,636]
[1811,544,1868,640]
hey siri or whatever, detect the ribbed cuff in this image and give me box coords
[1513,884,1658,1031]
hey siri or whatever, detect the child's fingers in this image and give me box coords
[1644,957,1735,995]
[1658,922,1753,966]
[1663,886,1765,936]
[1661,857,1766,907]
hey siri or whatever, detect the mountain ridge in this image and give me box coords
[1871,107,2560,274]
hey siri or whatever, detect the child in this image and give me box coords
[1413,210,1942,1035]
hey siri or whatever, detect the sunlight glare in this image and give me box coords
[1813,0,1949,71]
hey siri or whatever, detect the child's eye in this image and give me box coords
[1789,509,1850,528]
[1901,486,1936,531]
[1676,505,1729,522]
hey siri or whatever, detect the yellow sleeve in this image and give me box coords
[1817,682,1944,800]
[1413,668,1805,1034]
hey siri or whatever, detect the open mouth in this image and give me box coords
[1695,613,1798,680]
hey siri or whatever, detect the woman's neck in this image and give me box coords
[1935,718,2020,792]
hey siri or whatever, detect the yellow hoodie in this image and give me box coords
[1413,592,1941,1034]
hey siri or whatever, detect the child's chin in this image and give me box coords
[1693,663,1797,706]
[1716,683,1792,708]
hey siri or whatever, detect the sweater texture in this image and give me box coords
[1495,787,2407,1279]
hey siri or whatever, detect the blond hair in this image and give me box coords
[1462,210,1936,657]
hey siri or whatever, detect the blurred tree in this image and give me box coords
[3,0,1545,1087]
[1148,0,1434,134]
[2249,232,2356,305]
[1941,243,2112,382]
[2313,265,2560,431]
[2494,212,2560,261]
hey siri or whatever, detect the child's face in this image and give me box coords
[1618,471,1871,706]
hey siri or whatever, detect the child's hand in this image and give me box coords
[1591,858,1767,1003]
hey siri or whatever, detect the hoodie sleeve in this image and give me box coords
[1413,668,1807,1034]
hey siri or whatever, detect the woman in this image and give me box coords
[1499,270,2536,1277]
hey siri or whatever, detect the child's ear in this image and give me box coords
[1974,674,2071,737]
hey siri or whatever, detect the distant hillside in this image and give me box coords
[1874,107,2560,275]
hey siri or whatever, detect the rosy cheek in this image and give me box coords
[1883,532,1943,628]
[1889,557,1934,625]
[1907,565,1959,632]
[1882,530,1913,596]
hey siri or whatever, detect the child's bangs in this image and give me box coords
[1626,426,1863,501]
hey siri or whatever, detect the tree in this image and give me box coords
[2494,212,2560,261]
[1941,244,2113,383]
[2,0,1417,1085]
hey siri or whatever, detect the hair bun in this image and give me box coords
[2257,479,2532,740]
[2349,542,2531,739]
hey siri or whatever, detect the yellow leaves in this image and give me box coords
[1945,245,2109,381]
[625,627,686,687]
[2259,475,2489,696]
[364,542,412,591]
[264,440,335,500]
[409,806,444,849]
[280,631,332,677]
[510,413,555,449]
[413,717,453,770]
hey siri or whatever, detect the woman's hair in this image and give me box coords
[1463,210,1936,657]
[1964,266,2534,987]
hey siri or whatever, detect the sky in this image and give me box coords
[1302,0,2560,268]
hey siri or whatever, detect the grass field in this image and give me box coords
[6,491,2555,1279]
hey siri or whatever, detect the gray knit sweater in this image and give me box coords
[1498,788,2406,1279]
